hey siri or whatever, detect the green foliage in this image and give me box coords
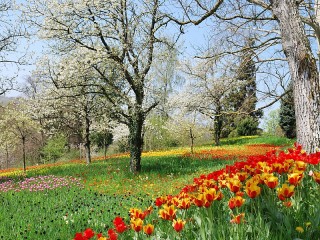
[41,134,67,162]
[144,115,180,151]
[236,117,260,136]
[224,39,262,138]
[279,82,296,139]
[263,109,284,136]
[90,131,113,149]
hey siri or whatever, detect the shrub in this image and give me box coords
[236,117,259,136]
[41,134,67,162]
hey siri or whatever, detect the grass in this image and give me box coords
[218,135,295,146]
[1,136,311,239]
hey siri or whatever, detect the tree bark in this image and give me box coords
[22,136,26,173]
[214,104,223,146]
[84,111,91,164]
[271,0,320,153]
[5,142,9,169]
[128,106,144,173]
[190,127,195,154]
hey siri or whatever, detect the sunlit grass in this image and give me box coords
[0,136,297,239]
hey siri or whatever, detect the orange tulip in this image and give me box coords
[130,218,143,232]
[216,191,224,200]
[193,193,207,207]
[277,184,295,201]
[313,171,320,184]
[158,204,176,220]
[236,172,249,182]
[228,196,245,209]
[130,208,146,220]
[294,161,307,171]
[288,172,303,186]
[172,219,186,232]
[143,224,154,235]
[177,197,191,210]
[230,213,245,224]
[227,178,242,193]
[245,183,261,198]
[264,175,278,189]
[203,187,218,202]
[283,201,292,208]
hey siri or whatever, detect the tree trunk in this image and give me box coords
[103,137,107,160]
[214,104,223,146]
[5,142,9,169]
[84,114,91,164]
[190,127,195,154]
[271,0,320,153]
[22,136,26,173]
[128,107,144,173]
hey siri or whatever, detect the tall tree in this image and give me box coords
[227,39,262,136]
[279,81,296,138]
[0,102,40,172]
[169,0,320,153]
[24,0,176,172]
[176,56,235,145]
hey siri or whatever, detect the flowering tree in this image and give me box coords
[23,0,176,173]
[0,102,40,172]
[25,61,112,165]
[175,56,237,145]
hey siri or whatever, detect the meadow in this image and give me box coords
[1,136,319,239]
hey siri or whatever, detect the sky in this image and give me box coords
[3,1,283,127]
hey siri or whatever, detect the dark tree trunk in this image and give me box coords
[103,137,107,160]
[84,112,91,164]
[271,0,320,153]
[22,136,26,173]
[214,104,223,146]
[5,142,9,169]
[128,107,144,173]
[190,127,195,154]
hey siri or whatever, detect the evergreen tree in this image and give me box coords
[226,39,262,136]
[279,82,296,138]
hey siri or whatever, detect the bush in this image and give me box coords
[236,117,259,136]
[41,134,67,162]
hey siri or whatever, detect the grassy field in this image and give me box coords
[2,136,319,239]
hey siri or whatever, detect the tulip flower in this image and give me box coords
[83,228,95,238]
[312,171,320,184]
[130,218,143,232]
[193,193,207,207]
[264,175,278,189]
[130,208,146,220]
[107,229,118,240]
[230,213,245,224]
[172,219,186,232]
[294,161,307,171]
[277,184,295,201]
[143,224,154,236]
[228,196,245,209]
[245,183,261,198]
[227,178,242,193]
[158,204,176,220]
[177,197,191,209]
[283,201,292,208]
[113,217,127,233]
[236,172,249,182]
[288,172,303,186]
[203,187,217,202]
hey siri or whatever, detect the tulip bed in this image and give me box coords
[74,144,320,240]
